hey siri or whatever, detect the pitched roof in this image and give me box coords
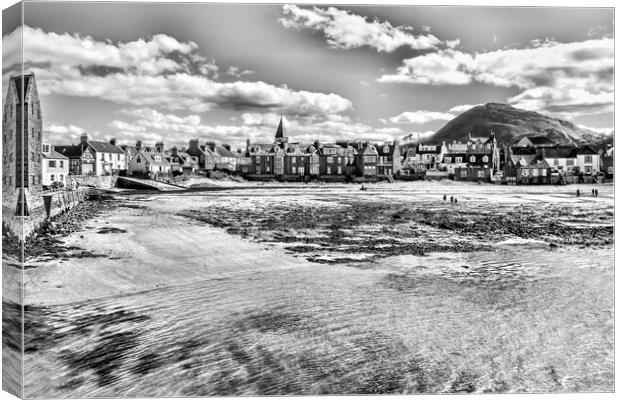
[55,144,89,158]
[42,150,69,160]
[213,145,236,158]
[575,145,598,155]
[88,140,125,154]
[138,151,170,166]
[540,146,578,158]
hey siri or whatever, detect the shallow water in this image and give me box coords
[21,185,614,396]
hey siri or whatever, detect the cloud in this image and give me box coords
[226,66,254,78]
[447,104,481,114]
[577,124,614,136]
[2,25,353,119]
[378,38,613,118]
[389,110,454,124]
[107,105,410,150]
[279,4,446,52]
[43,123,87,144]
[377,49,474,85]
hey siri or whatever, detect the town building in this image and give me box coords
[168,147,198,175]
[187,139,216,171]
[128,150,171,177]
[515,135,558,148]
[41,143,69,187]
[2,73,43,218]
[376,141,401,177]
[56,133,126,175]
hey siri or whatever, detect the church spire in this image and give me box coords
[275,116,284,140]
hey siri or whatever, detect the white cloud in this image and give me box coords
[378,38,613,118]
[378,49,474,85]
[2,25,353,119]
[447,104,480,114]
[577,124,614,136]
[389,110,454,125]
[280,4,446,52]
[44,123,87,144]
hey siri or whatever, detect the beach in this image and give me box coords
[9,181,614,396]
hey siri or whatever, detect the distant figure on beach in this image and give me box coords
[595,188,599,197]
[450,196,454,203]
[592,188,595,196]
[443,194,447,201]
[577,189,580,197]
[454,197,458,204]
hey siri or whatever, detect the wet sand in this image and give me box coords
[13,181,614,396]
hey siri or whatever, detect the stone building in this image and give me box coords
[2,73,43,228]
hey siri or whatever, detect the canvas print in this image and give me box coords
[1,1,615,397]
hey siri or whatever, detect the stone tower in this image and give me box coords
[2,73,43,224]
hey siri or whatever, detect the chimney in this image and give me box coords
[205,140,216,151]
[136,140,142,151]
[80,132,89,145]
[155,141,164,153]
[171,146,179,157]
[110,137,117,146]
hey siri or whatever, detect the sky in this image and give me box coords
[1,2,615,149]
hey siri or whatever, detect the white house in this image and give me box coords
[574,145,600,174]
[128,150,171,177]
[42,143,69,187]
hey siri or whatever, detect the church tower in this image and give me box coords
[2,73,43,222]
[274,116,288,147]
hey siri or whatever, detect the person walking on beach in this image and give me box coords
[577,189,580,197]
[450,196,454,203]
[443,194,447,201]
[596,188,599,197]
[454,197,458,204]
[592,188,595,196]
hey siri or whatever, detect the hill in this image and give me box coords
[428,103,602,146]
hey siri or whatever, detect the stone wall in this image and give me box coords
[67,174,117,189]
[22,189,88,238]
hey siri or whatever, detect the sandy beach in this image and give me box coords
[9,181,614,396]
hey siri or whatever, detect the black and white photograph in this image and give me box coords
[1,0,615,397]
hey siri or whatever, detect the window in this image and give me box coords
[42,144,50,153]
[337,157,341,163]
[60,175,64,181]
[364,155,376,163]
[337,166,342,174]
[327,157,334,163]
[50,174,55,181]
[584,155,593,163]
[482,156,488,163]
[118,154,120,161]
[532,169,539,176]
[461,170,467,177]
[292,157,296,165]
[567,159,574,166]
[292,167,297,174]
[445,157,451,163]
[469,156,476,162]
[554,159,559,166]
[477,170,485,178]
[455,157,463,163]
[49,160,56,168]
[585,166,592,173]
[137,157,141,163]
[327,167,332,175]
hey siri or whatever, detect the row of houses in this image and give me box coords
[42,120,612,187]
